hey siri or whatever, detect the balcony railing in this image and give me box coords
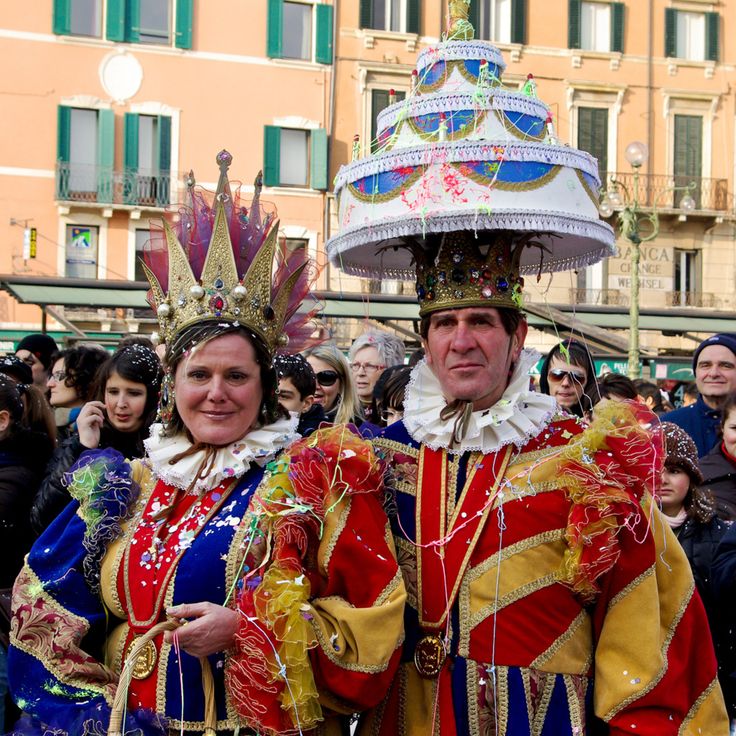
[55,162,172,208]
[569,288,629,306]
[666,291,721,308]
[605,172,732,213]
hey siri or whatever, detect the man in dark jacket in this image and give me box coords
[663,333,736,457]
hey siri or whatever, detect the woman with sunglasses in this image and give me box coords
[303,344,363,425]
[539,339,599,421]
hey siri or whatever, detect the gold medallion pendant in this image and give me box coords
[128,636,158,680]
[414,634,447,678]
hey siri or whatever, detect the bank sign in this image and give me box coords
[608,244,674,292]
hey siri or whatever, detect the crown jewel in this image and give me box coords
[412,231,543,316]
[143,151,315,354]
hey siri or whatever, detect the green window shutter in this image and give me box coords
[407,0,420,34]
[263,126,281,187]
[664,8,677,58]
[310,128,328,190]
[106,0,127,41]
[56,105,71,199]
[315,4,333,64]
[468,0,480,39]
[126,0,141,42]
[674,114,702,207]
[97,109,115,204]
[359,0,373,30]
[157,115,172,206]
[267,0,283,58]
[175,0,194,49]
[57,106,71,162]
[53,0,71,35]
[371,89,389,153]
[705,12,719,62]
[123,113,139,205]
[577,107,608,183]
[610,2,624,53]
[511,0,526,44]
[568,0,581,49]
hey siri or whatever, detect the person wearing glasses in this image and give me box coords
[348,329,405,423]
[303,344,363,425]
[539,339,599,421]
[46,344,108,442]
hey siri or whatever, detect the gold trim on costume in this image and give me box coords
[373,437,419,460]
[605,565,655,611]
[530,673,556,736]
[375,567,404,607]
[602,580,694,720]
[563,674,587,734]
[10,566,117,704]
[320,496,352,574]
[529,610,591,674]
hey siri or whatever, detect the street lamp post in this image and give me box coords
[599,142,695,380]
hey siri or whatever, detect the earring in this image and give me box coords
[159,370,175,427]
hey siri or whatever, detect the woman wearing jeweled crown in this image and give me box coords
[7,152,405,736]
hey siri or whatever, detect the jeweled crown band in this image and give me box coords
[415,231,526,316]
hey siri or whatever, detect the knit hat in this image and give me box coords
[0,355,33,385]
[692,333,736,371]
[661,422,703,484]
[15,333,58,369]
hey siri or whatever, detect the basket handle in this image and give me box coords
[108,618,217,736]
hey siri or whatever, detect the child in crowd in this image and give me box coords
[274,353,327,436]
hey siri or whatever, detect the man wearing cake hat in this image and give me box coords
[327,5,728,734]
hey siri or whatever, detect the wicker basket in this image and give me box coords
[107,619,217,736]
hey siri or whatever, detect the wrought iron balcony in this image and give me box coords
[55,162,172,208]
[604,172,732,213]
[569,288,629,306]
[666,291,722,308]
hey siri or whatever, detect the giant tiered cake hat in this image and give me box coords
[326,2,614,303]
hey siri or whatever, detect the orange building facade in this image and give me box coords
[2,0,736,363]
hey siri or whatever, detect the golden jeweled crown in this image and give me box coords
[414,231,530,316]
[142,151,309,354]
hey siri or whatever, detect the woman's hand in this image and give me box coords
[164,602,239,658]
[77,401,106,449]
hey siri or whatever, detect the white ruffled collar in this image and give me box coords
[143,415,299,493]
[402,348,557,454]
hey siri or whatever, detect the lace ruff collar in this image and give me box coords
[403,348,557,454]
[144,415,299,493]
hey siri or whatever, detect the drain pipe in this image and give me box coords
[323,0,339,289]
[646,0,654,203]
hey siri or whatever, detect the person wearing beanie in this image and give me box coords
[14,334,58,390]
[658,421,734,717]
[0,356,33,386]
[662,332,736,457]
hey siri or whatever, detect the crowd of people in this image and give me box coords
[2,152,735,736]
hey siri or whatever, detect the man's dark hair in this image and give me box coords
[273,353,316,400]
[419,307,524,340]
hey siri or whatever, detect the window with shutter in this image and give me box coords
[370,89,406,152]
[675,11,705,61]
[568,0,581,49]
[476,0,512,43]
[581,1,611,52]
[673,114,702,207]
[577,107,608,183]
[362,0,410,33]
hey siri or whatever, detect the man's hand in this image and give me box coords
[77,401,105,449]
[164,602,238,658]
